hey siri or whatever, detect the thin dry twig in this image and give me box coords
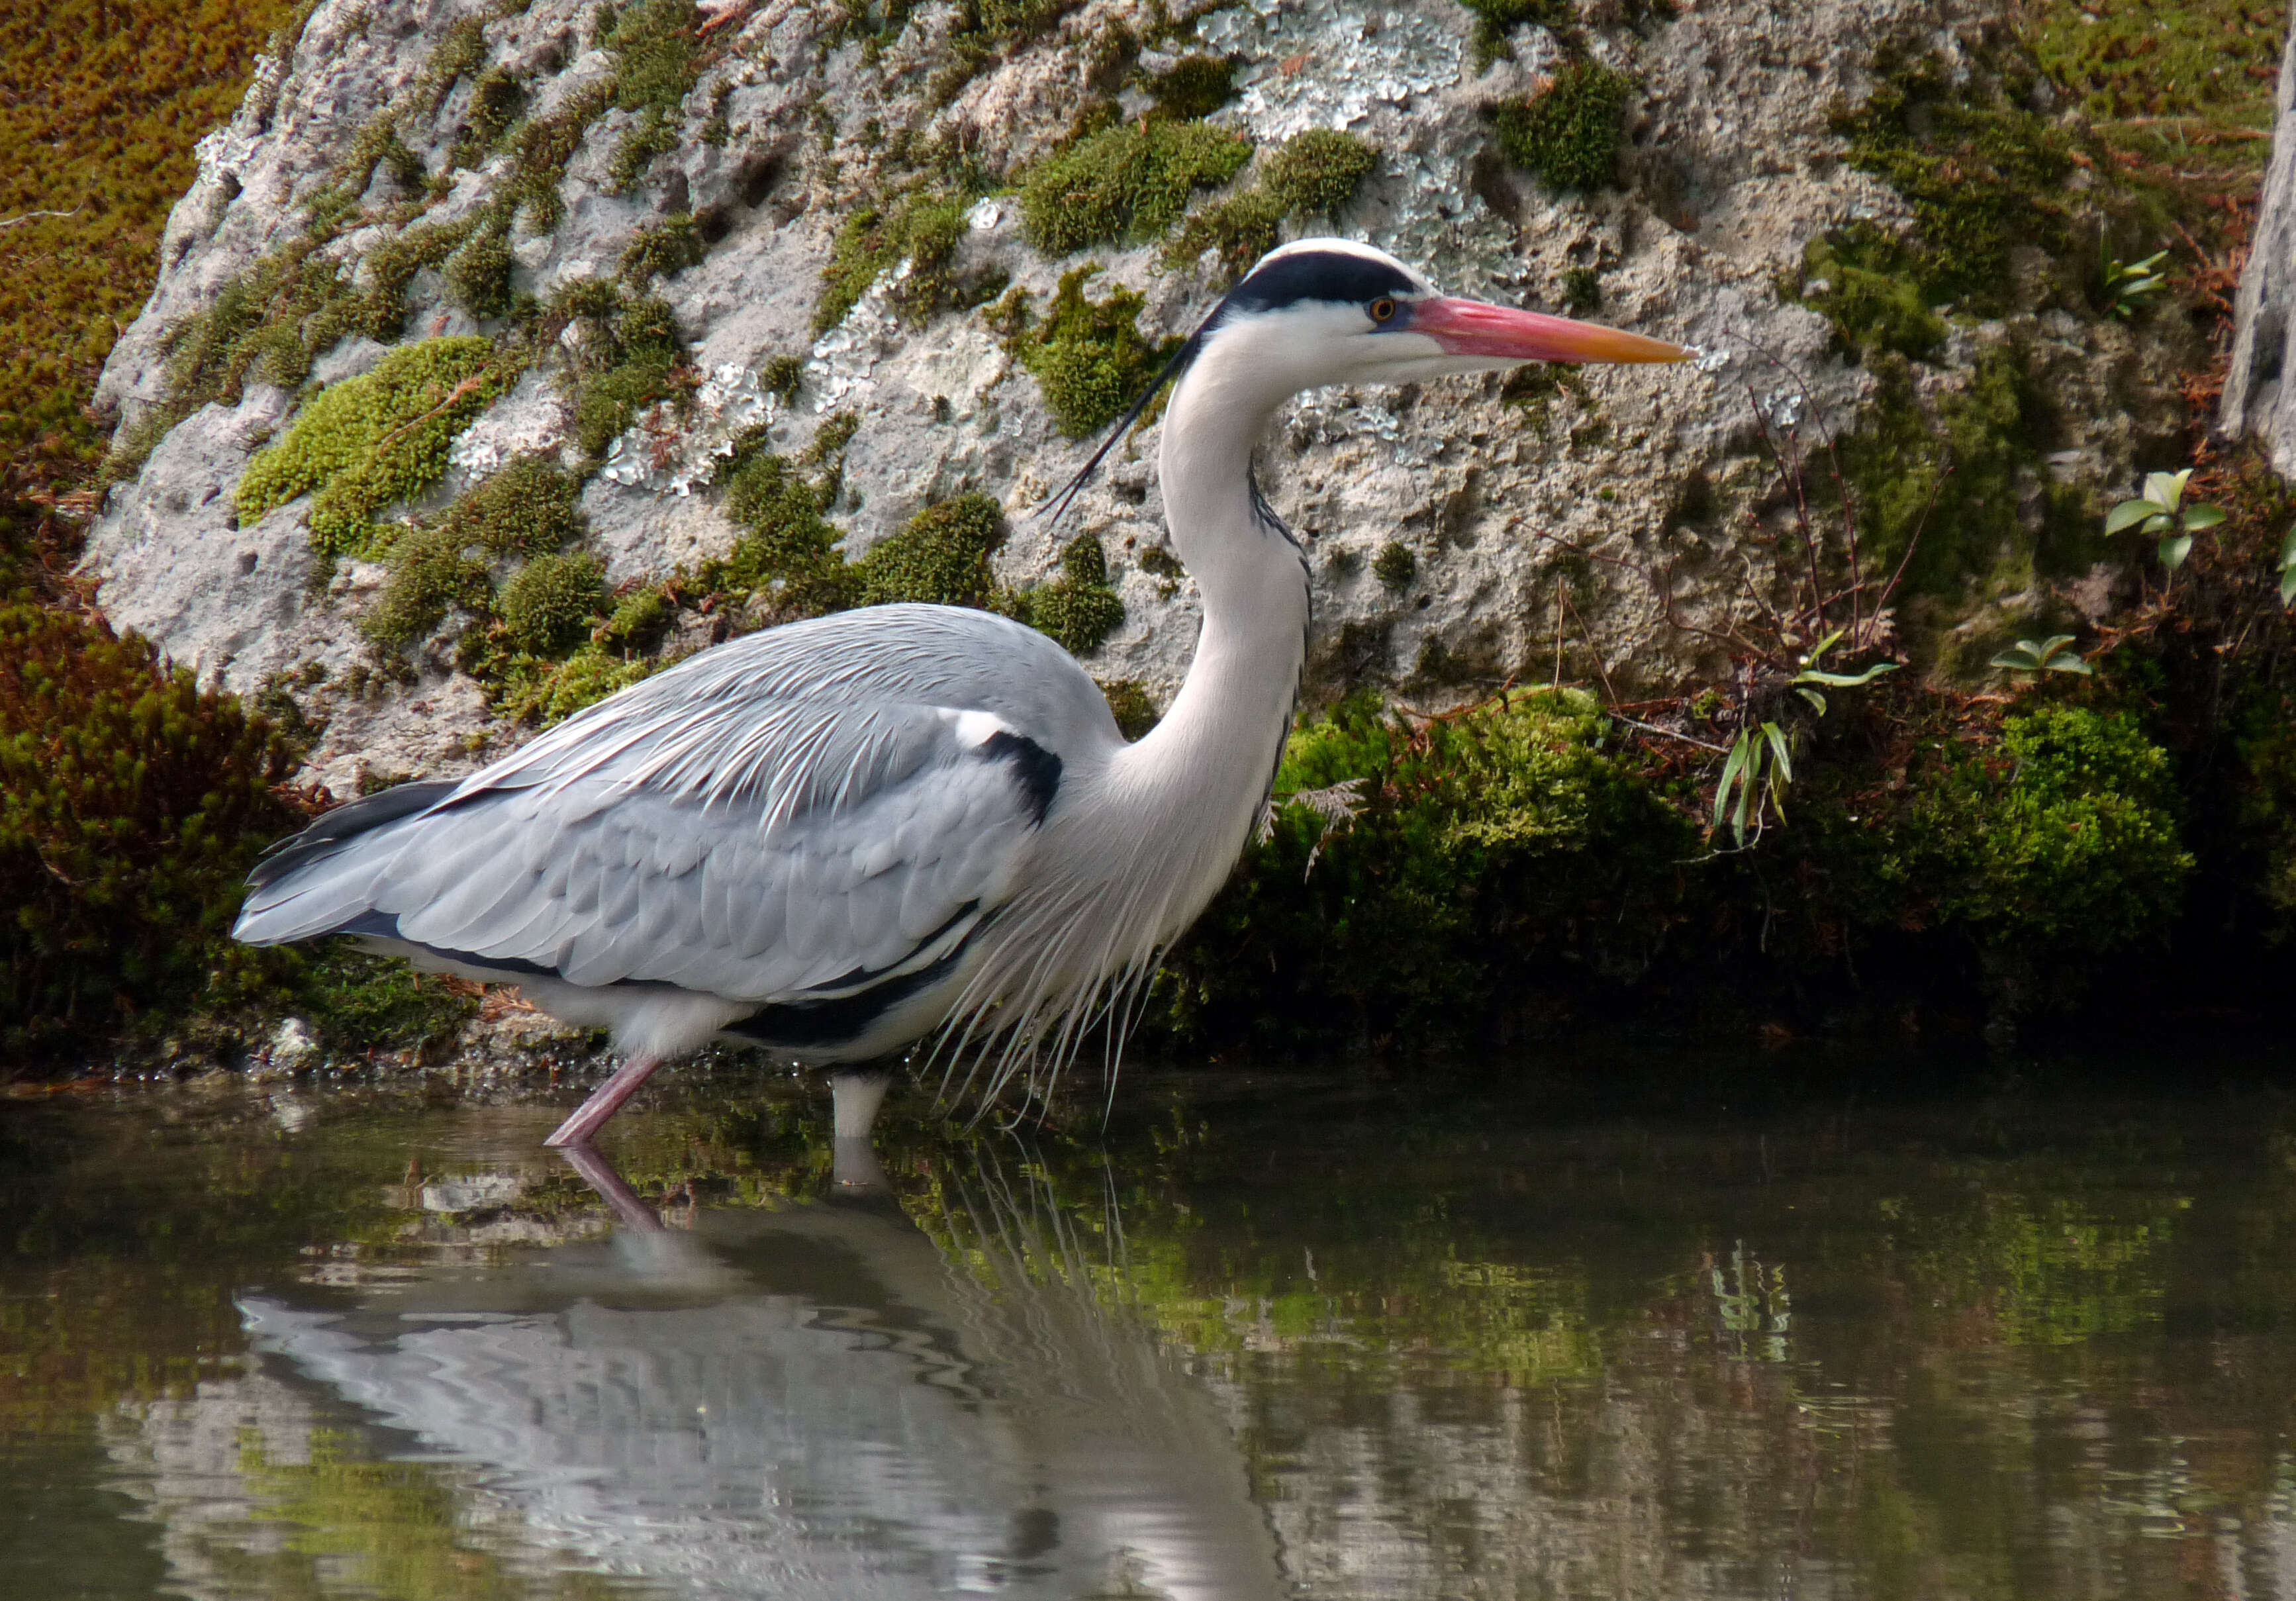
[0,206,81,231]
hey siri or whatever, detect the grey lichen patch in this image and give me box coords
[987,265,1178,438]
[1490,62,1635,191]
[1018,120,1253,256]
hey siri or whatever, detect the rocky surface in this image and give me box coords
[84,0,2162,797]
[2224,4,2296,469]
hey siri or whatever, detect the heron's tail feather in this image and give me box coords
[234,778,460,945]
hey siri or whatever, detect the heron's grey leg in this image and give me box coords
[831,1068,893,1194]
[544,1051,664,1148]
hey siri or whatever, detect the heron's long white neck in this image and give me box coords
[1100,330,1313,938]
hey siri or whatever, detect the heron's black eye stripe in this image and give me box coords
[1369,297,1397,322]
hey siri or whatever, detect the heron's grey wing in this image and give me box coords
[235,693,1063,1003]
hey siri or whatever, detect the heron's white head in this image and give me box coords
[1192,238,1685,403]
[1044,239,1684,524]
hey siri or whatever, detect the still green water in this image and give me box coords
[2,1058,2293,1600]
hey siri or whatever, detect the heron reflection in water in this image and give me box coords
[233,240,1686,1149]
[234,1132,1290,1600]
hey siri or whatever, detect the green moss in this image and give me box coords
[1490,62,1634,191]
[1372,540,1416,590]
[595,585,672,652]
[443,225,516,318]
[1835,343,2081,608]
[1455,0,1572,66]
[815,191,985,334]
[111,212,485,489]
[708,433,859,616]
[551,285,687,460]
[0,0,301,486]
[597,0,700,191]
[1166,128,1377,279]
[359,524,489,650]
[420,14,490,107]
[1261,128,1378,217]
[1907,704,2191,1010]
[453,66,526,166]
[498,550,608,652]
[1164,187,1285,279]
[993,265,1177,438]
[504,80,612,228]
[1145,54,1235,119]
[1013,533,1125,655]
[448,453,587,558]
[361,457,585,650]
[1792,224,1946,364]
[759,354,805,402]
[1158,687,1699,1051]
[1018,120,1253,255]
[853,491,1006,607]
[1561,265,1601,315]
[101,238,363,485]
[295,944,476,1057]
[2027,0,2281,129]
[354,218,476,340]
[1827,48,2077,316]
[620,213,704,284]
[497,643,660,725]
[236,337,514,556]
[1,603,301,1057]
[1095,678,1156,738]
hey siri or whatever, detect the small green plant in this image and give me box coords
[2105,468,2225,575]
[1372,541,1416,590]
[1712,721,1792,847]
[2103,250,2169,320]
[1989,634,2091,676]
[2279,526,2296,607]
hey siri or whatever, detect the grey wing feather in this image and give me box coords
[235,605,1122,1010]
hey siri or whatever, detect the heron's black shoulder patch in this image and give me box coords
[1225,249,1419,314]
[981,730,1061,825]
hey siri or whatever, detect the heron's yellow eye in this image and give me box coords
[1368,297,1397,323]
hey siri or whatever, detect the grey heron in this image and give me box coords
[234,239,1684,1148]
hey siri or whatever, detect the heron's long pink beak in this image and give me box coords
[1413,297,1686,364]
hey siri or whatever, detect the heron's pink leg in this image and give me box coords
[543,1051,663,1148]
[553,1140,665,1231]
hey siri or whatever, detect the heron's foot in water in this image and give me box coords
[831,1068,894,1194]
[544,1051,665,1149]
